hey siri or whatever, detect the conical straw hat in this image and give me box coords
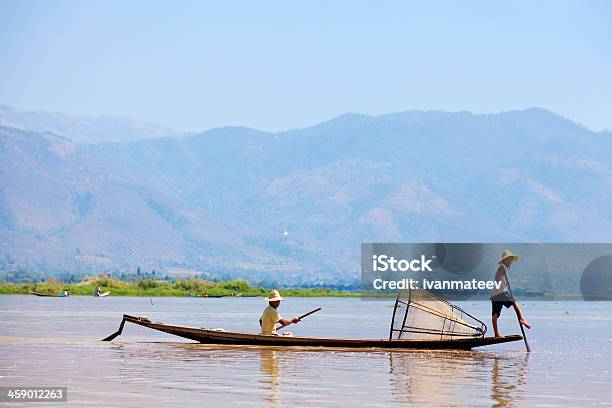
[265,289,284,301]
[498,249,519,264]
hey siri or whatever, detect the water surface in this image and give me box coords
[1,296,610,407]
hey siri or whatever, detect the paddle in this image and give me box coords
[503,271,531,352]
[276,307,321,331]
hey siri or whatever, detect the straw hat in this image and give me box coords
[266,289,284,302]
[498,249,519,264]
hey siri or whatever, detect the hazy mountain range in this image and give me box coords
[1,105,611,284]
[0,105,176,143]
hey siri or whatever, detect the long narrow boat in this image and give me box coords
[30,291,68,297]
[102,314,522,350]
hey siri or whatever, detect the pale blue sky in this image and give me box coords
[1,0,610,132]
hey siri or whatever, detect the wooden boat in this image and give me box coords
[102,314,522,350]
[30,291,68,297]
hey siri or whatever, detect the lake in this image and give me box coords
[1,295,611,407]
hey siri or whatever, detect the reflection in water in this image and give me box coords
[389,350,530,407]
[105,343,533,407]
[110,344,531,407]
[260,349,280,404]
[490,352,529,408]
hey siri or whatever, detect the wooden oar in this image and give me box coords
[277,307,321,331]
[503,272,531,352]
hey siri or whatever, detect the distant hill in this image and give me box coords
[1,108,611,284]
[0,105,176,143]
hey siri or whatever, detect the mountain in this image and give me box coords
[0,105,176,143]
[1,108,612,284]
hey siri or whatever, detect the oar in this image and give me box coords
[277,307,321,331]
[503,272,531,352]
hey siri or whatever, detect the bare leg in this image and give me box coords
[492,313,501,337]
[513,301,531,329]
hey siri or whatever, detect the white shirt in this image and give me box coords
[260,305,282,335]
[490,264,511,300]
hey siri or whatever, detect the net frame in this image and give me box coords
[389,288,487,341]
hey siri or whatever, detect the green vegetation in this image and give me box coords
[0,276,358,297]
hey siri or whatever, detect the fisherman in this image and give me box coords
[95,286,102,297]
[491,250,532,337]
[260,289,300,335]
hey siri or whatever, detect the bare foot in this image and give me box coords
[520,319,531,329]
[494,331,501,337]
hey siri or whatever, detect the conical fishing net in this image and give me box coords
[389,288,486,341]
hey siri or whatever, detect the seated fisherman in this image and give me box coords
[260,290,300,335]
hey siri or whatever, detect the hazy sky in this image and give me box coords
[1,0,610,132]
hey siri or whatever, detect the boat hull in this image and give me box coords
[118,314,522,350]
[30,291,67,297]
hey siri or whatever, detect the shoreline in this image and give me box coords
[0,278,360,298]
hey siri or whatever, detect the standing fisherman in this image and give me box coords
[491,250,532,337]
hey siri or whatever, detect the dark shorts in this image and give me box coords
[491,300,514,316]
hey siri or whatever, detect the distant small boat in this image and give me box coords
[30,291,68,298]
[188,293,224,298]
[95,291,110,297]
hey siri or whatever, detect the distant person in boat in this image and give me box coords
[95,286,102,297]
[491,250,532,337]
[62,290,69,297]
[259,290,300,335]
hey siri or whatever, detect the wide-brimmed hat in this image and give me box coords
[498,249,519,264]
[266,289,284,302]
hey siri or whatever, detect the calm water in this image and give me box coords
[0,295,611,407]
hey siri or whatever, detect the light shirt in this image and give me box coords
[260,305,282,335]
[490,264,511,300]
